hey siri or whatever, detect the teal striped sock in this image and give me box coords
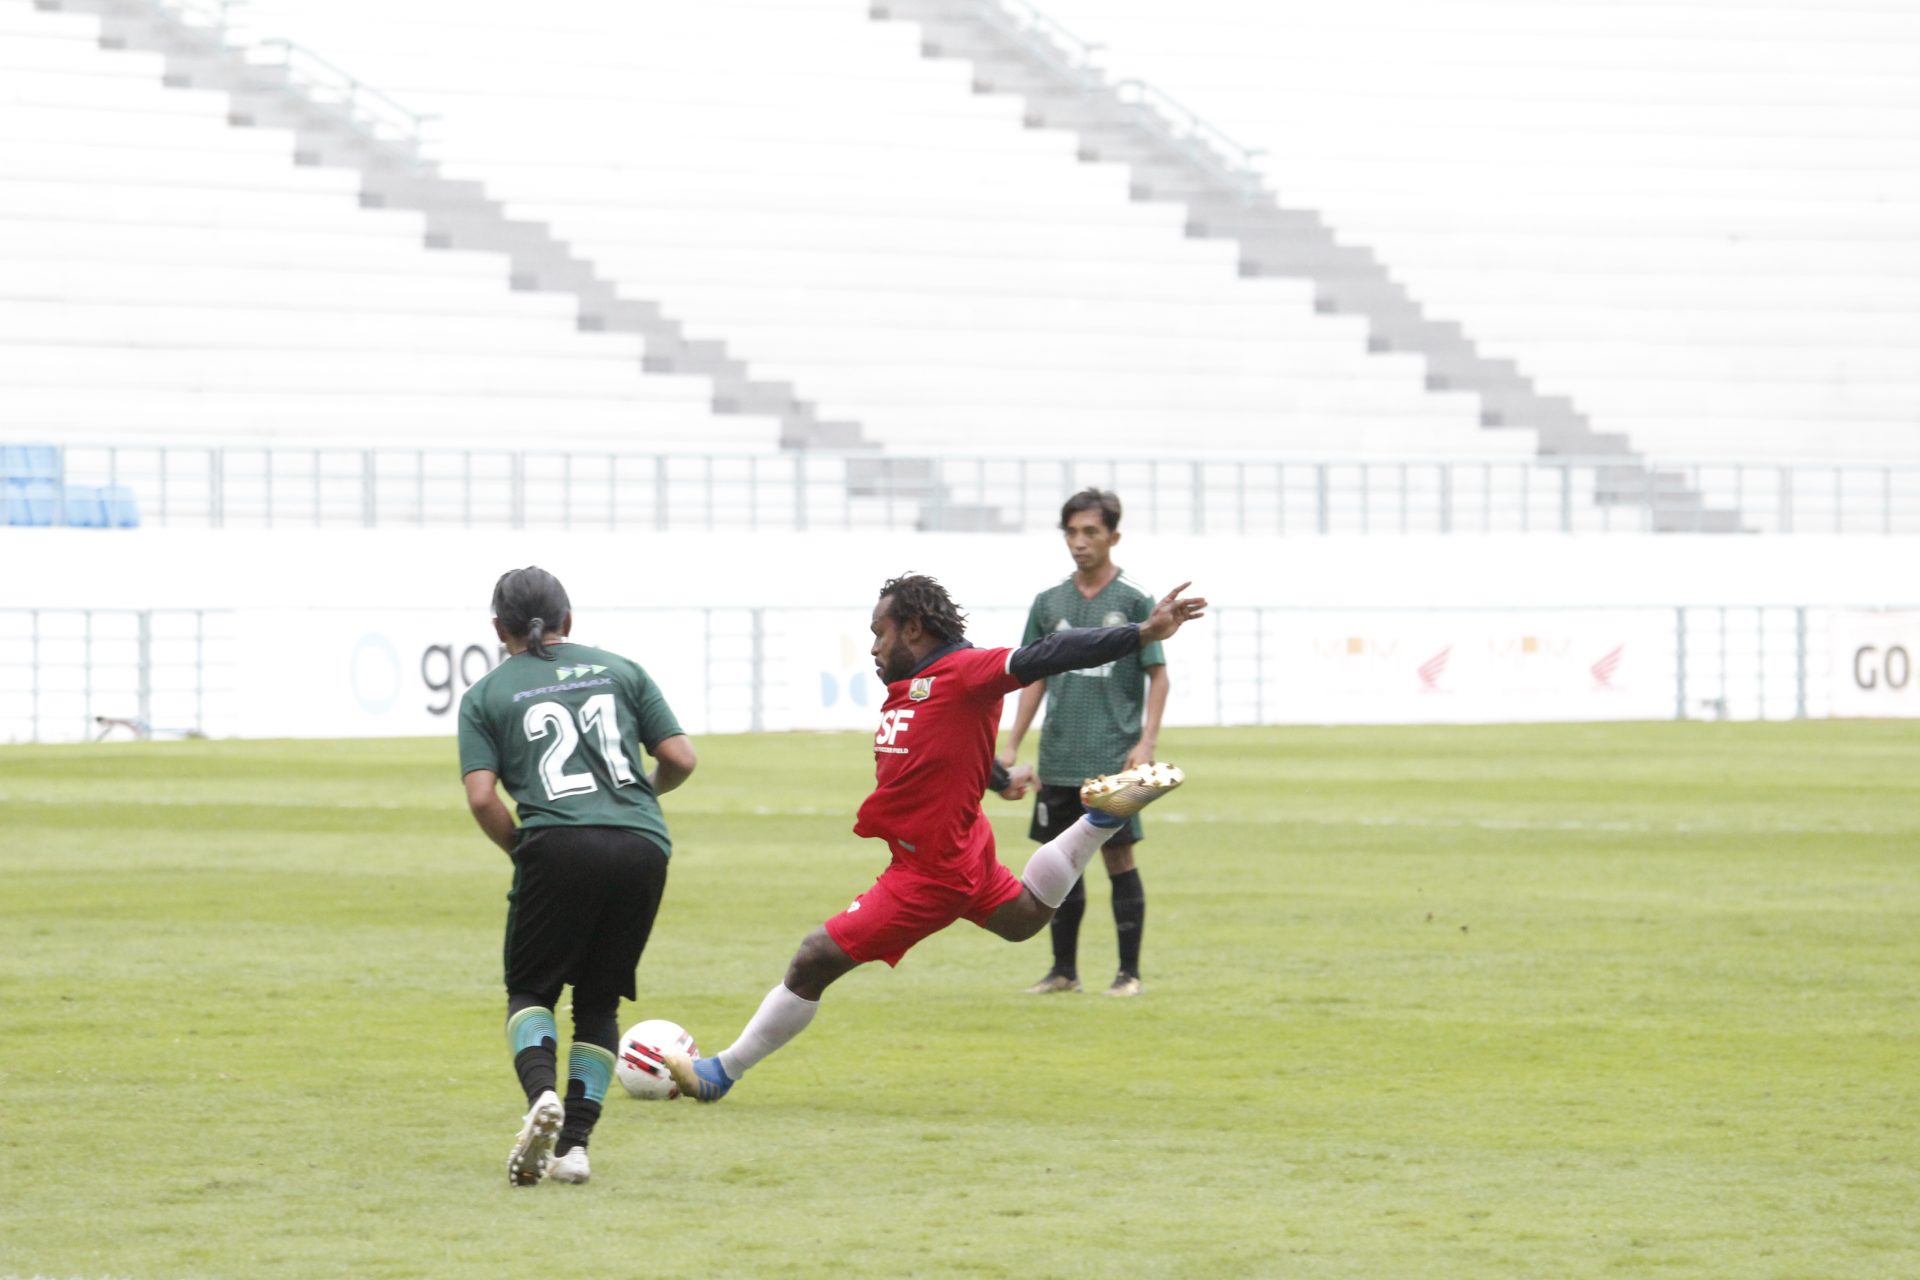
[568,1043,616,1105]
[507,1006,558,1056]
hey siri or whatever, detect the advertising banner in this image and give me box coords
[1260,609,1676,724]
[1829,609,1920,718]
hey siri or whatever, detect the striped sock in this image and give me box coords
[568,1042,616,1105]
[559,1043,616,1153]
[507,1006,559,1103]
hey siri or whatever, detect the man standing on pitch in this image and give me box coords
[662,572,1205,1103]
[458,566,697,1187]
[998,488,1168,997]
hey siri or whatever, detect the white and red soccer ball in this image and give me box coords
[616,1019,698,1100]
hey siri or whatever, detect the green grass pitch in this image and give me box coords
[2,722,1917,1279]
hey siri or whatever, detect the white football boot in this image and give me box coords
[506,1090,565,1187]
[548,1146,591,1185]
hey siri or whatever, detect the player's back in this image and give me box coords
[457,641,682,852]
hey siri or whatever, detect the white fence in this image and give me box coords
[27,444,1920,535]
[5,604,1917,744]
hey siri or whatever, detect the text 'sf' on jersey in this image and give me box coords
[1022,572,1165,785]
[853,644,1024,888]
[457,641,683,853]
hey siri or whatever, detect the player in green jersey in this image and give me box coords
[997,489,1169,998]
[458,566,696,1187]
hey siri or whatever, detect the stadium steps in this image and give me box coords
[870,0,1744,534]
[35,0,1013,532]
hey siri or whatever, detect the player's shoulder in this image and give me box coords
[1031,574,1078,610]
[1112,570,1156,604]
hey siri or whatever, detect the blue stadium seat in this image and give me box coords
[0,444,60,483]
[61,484,109,528]
[102,484,142,529]
[2,479,57,527]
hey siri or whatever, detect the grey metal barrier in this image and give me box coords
[22,445,1920,536]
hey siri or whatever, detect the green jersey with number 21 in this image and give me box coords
[457,642,683,853]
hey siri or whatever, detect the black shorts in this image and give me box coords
[1028,783,1142,847]
[503,825,669,1002]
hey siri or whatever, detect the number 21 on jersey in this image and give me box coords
[522,693,636,800]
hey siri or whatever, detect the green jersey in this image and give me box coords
[1022,570,1165,786]
[457,641,683,853]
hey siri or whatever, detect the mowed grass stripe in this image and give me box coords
[1,724,1916,1279]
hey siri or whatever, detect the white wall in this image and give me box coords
[7,528,1917,740]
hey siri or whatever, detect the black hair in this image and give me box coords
[491,566,571,661]
[878,573,968,645]
[1060,487,1123,533]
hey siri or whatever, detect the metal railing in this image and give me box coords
[18,444,1920,535]
[4,604,1912,743]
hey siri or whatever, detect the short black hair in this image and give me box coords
[1060,487,1122,533]
[878,573,968,645]
[491,566,570,661]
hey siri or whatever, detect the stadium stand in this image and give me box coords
[0,1,775,455]
[970,0,1920,465]
[191,0,1537,464]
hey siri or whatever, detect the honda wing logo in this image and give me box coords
[1590,645,1625,690]
[1416,646,1452,692]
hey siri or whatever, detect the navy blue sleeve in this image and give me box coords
[1008,624,1142,685]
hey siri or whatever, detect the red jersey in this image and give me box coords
[852,644,1025,889]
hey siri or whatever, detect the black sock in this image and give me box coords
[514,1044,558,1105]
[557,1080,602,1155]
[1048,876,1086,979]
[1111,868,1145,978]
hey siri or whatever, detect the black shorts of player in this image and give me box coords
[1029,783,1142,847]
[503,825,669,1002]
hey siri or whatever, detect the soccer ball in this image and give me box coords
[616,1019,698,1100]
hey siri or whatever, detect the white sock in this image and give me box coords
[1019,815,1113,909]
[716,982,819,1079]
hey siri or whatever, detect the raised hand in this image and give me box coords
[1139,581,1208,644]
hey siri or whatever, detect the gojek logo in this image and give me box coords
[554,665,609,681]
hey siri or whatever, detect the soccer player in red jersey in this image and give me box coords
[665,572,1206,1102]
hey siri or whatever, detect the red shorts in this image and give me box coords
[823,848,1026,968]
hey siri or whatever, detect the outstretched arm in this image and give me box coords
[1007,582,1208,684]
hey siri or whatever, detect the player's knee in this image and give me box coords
[785,928,854,999]
[987,891,1050,942]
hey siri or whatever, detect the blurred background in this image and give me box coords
[4,0,1916,742]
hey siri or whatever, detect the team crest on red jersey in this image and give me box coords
[908,676,935,701]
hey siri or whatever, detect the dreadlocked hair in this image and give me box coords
[878,573,968,645]
[491,566,571,661]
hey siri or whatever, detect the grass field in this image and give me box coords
[2,722,1917,1279]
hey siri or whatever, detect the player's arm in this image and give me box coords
[987,755,1034,800]
[996,679,1047,768]
[1127,663,1170,769]
[463,769,518,854]
[648,733,697,795]
[1007,582,1207,684]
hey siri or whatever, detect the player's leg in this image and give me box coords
[502,828,574,1186]
[664,928,849,1102]
[992,764,1182,942]
[553,830,670,1180]
[1024,786,1086,992]
[504,990,565,1188]
[666,865,965,1102]
[1100,838,1146,997]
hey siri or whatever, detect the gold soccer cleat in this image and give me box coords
[1080,762,1185,819]
[1024,972,1083,995]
